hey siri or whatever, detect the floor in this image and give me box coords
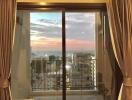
[34,95,104,100]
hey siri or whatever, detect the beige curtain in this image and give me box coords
[107,0,132,100]
[0,0,16,100]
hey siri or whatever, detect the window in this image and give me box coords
[30,12,98,91]
[13,4,114,100]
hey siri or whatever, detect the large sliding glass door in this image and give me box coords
[30,11,104,100]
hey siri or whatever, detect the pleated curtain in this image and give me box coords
[0,0,16,100]
[107,0,132,100]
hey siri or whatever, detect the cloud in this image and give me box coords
[66,13,95,23]
[31,36,62,50]
[30,12,96,51]
[30,18,62,38]
[31,19,62,28]
[31,36,95,51]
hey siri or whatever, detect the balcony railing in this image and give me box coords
[31,56,96,91]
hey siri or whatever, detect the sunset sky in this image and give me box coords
[30,12,95,53]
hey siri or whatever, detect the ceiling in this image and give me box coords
[17,0,106,3]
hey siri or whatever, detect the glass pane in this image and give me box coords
[66,12,103,100]
[66,12,96,90]
[30,12,62,100]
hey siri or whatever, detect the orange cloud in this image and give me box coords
[31,37,95,50]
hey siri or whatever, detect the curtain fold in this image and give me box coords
[0,0,16,100]
[107,0,132,100]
